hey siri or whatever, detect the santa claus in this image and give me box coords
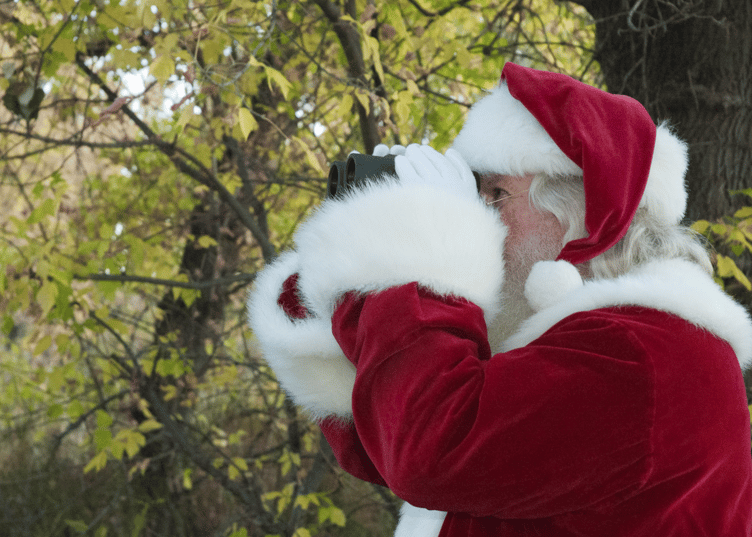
[248,63,752,536]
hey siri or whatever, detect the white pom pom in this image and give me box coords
[524,260,583,312]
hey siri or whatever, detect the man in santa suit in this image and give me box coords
[248,63,752,536]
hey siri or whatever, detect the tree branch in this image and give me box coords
[140,381,279,532]
[74,53,278,263]
[0,127,157,149]
[78,272,256,290]
[312,0,380,153]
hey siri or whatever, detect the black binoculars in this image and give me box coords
[326,153,481,199]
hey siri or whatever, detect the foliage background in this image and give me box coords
[0,1,748,536]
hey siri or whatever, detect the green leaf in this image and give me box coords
[94,428,112,451]
[33,335,53,356]
[47,403,64,419]
[711,223,728,236]
[65,520,89,534]
[730,189,752,200]
[96,409,114,428]
[28,198,56,224]
[37,280,57,317]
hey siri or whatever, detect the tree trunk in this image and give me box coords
[576,0,752,395]
[579,0,752,224]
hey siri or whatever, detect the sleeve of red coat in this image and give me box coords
[331,282,655,520]
[278,273,388,487]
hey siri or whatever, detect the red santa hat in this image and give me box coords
[452,63,689,310]
[452,62,689,267]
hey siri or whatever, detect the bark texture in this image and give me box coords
[578,0,752,223]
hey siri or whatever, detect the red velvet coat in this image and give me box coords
[248,179,752,537]
[318,284,752,536]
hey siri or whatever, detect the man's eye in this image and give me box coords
[491,188,509,201]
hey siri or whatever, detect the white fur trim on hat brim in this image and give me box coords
[247,251,356,419]
[640,123,688,224]
[451,84,582,178]
[452,84,689,225]
[294,179,507,323]
[505,258,752,369]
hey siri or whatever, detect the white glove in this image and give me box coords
[349,144,407,157]
[395,144,477,199]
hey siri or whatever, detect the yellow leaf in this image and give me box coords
[84,451,108,473]
[237,108,258,139]
[264,66,292,99]
[329,507,346,527]
[690,220,710,234]
[183,468,193,490]
[716,254,735,278]
[294,138,325,176]
[232,457,248,471]
[197,235,218,248]
[735,207,752,219]
[406,79,420,95]
[52,37,77,62]
[336,94,354,118]
[354,91,370,115]
[138,419,163,433]
[716,255,752,290]
[150,55,175,85]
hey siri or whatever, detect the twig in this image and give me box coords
[74,53,278,263]
[77,272,255,290]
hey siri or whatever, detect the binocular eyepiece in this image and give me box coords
[326,153,481,199]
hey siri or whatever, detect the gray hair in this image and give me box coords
[528,174,713,279]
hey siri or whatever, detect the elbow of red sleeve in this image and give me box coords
[378,445,465,511]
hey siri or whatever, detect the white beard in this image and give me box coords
[487,233,563,353]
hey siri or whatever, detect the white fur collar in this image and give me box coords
[506,258,752,369]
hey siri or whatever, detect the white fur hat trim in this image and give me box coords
[452,85,689,225]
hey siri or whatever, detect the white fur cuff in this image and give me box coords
[294,179,507,321]
[247,251,356,419]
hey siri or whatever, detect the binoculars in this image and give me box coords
[326,153,481,199]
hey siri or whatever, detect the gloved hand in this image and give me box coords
[395,144,478,199]
[373,143,406,157]
[348,143,406,157]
